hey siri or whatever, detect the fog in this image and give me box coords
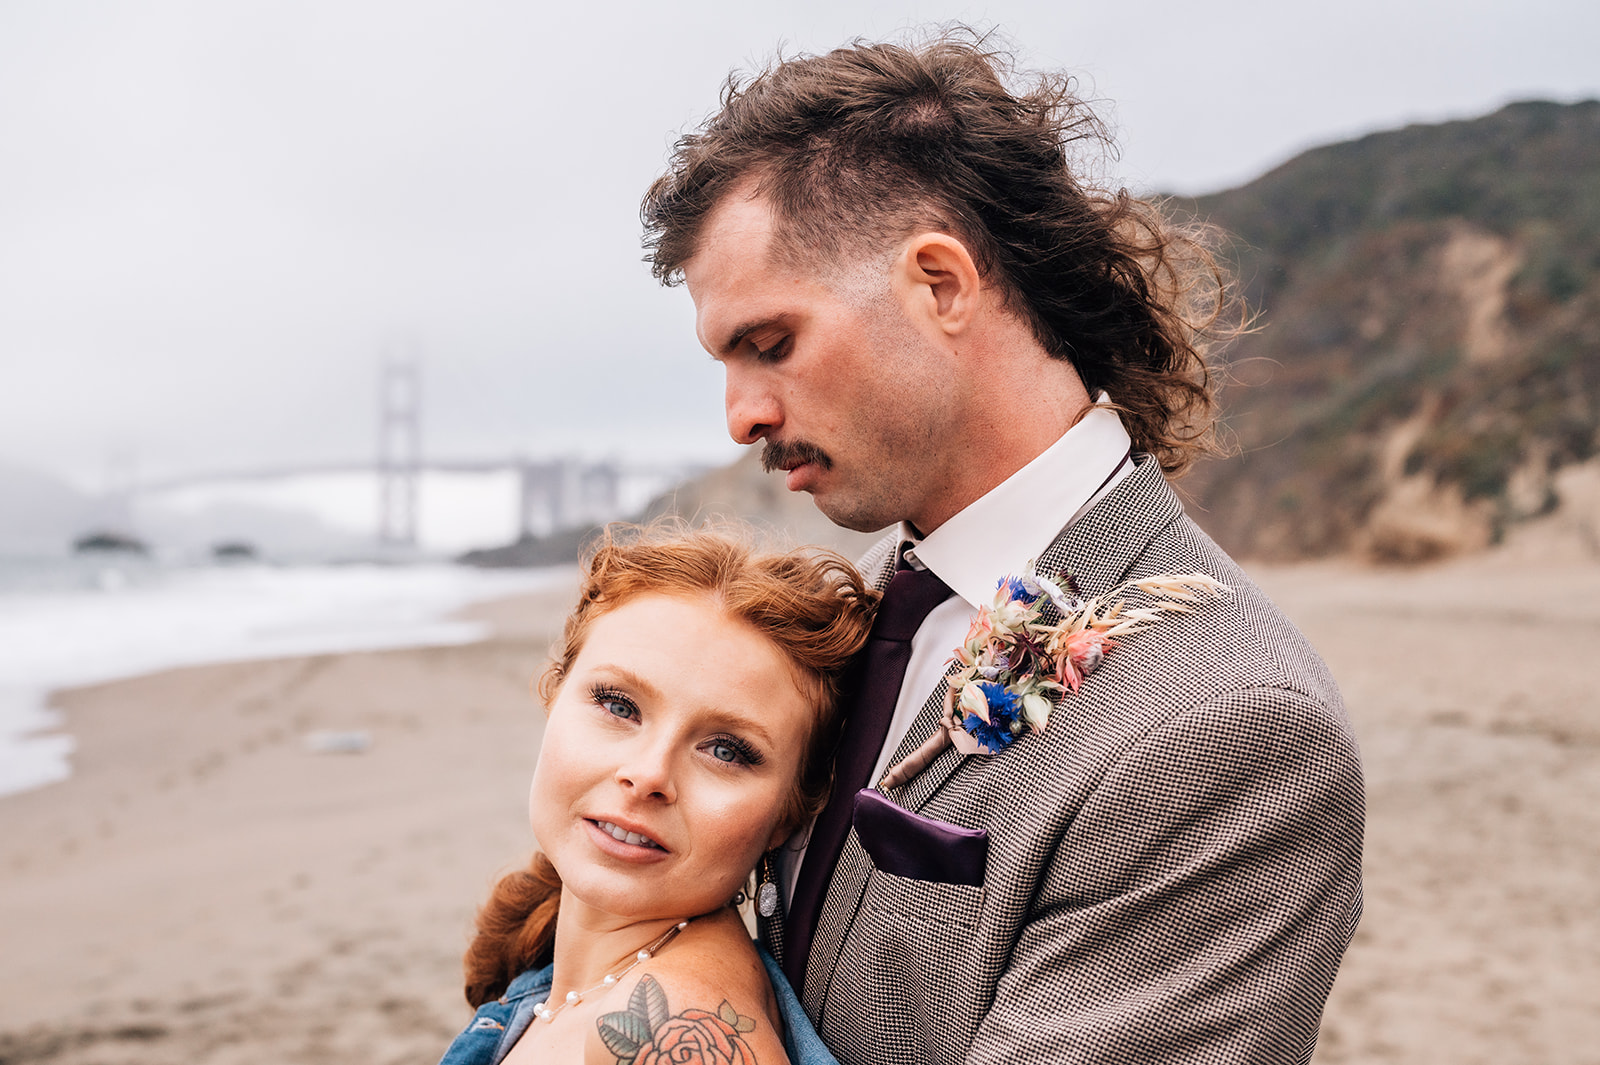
[3,0,1597,490]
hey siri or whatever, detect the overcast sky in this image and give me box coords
[3,0,1597,491]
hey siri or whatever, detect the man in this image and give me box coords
[641,34,1363,1065]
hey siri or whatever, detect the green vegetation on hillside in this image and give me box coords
[1177,99,1600,560]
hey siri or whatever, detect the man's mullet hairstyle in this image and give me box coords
[641,30,1245,476]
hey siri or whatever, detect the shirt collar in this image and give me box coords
[901,399,1132,609]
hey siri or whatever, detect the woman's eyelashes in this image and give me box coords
[704,735,764,767]
[590,685,639,721]
[587,683,766,769]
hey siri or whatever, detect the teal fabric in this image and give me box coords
[759,942,841,1065]
[434,942,838,1065]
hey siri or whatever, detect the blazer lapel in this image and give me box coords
[1032,455,1182,607]
[877,455,1183,812]
[858,532,899,595]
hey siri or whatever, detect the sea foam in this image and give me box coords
[0,560,567,798]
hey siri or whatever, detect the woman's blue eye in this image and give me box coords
[704,736,762,766]
[592,688,637,720]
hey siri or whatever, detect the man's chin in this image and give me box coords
[810,490,896,535]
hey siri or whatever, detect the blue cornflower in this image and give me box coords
[997,576,1041,605]
[961,713,1017,753]
[962,681,1022,753]
[977,680,1021,718]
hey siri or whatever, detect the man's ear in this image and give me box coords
[893,232,981,337]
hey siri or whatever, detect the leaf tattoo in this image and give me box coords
[598,974,761,1065]
[597,1006,651,1059]
[717,1001,757,1034]
[630,975,669,1031]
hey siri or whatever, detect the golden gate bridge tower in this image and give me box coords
[377,355,421,548]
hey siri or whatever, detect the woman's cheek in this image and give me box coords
[705,783,786,861]
[526,743,572,846]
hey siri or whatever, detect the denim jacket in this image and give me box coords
[436,943,837,1065]
[436,963,550,1065]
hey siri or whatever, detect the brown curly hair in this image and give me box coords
[641,31,1243,475]
[462,521,877,1007]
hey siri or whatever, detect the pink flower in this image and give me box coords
[636,1010,757,1065]
[1055,631,1116,693]
[1052,653,1081,693]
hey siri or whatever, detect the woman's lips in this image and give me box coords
[583,817,670,861]
[593,819,662,850]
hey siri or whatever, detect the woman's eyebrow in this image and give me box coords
[585,664,781,748]
[698,703,777,748]
[585,664,662,700]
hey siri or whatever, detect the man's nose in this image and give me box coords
[724,367,782,446]
[614,739,678,803]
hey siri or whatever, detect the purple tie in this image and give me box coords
[784,563,953,989]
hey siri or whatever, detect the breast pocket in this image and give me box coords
[852,788,988,886]
[860,866,987,932]
[851,790,989,934]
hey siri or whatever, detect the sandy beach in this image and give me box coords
[2,548,1597,1063]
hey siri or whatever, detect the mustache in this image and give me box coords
[761,439,834,474]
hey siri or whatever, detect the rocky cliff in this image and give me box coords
[1179,99,1600,561]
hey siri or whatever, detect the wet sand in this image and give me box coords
[1,553,1596,1063]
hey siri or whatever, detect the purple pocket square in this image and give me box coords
[852,789,988,887]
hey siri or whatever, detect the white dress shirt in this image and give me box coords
[779,400,1134,904]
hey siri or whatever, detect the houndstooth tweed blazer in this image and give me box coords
[767,454,1365,1065]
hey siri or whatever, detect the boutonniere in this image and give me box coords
[879,568,1230,788]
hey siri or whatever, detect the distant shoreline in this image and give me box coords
[0,561,574,800]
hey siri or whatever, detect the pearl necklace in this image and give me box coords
[531,918,692,1024]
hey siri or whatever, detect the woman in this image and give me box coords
[438,523,876,1065]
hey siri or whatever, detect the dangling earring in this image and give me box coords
[756,852,780,918]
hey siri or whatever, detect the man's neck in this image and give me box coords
[910,301,1095,533]
[910,383,1094,534]
[899,400,1133,609]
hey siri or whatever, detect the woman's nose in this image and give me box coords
[614,741,677,803]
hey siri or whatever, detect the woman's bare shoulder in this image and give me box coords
[582,918,786,1065]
